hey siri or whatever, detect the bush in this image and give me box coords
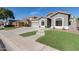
[62,27,66,30]
[77,27,79,30]
[0,28,4,30]
[4,25,14,27]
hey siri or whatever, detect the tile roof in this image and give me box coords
[47,11,70,18]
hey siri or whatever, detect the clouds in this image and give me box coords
[29,11,39,15]
[29,7,43,16]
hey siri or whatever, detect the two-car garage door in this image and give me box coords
[31,21,39,28]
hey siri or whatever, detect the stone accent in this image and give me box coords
[36,28,45,36]
[69,18,77,31]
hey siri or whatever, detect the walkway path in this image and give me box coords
[0,27,59,51]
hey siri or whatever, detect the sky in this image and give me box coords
[6,7,79,20]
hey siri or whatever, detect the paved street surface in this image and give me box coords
[0,27,59,51]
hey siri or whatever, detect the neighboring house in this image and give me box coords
[0,21,4,27]
[30,11,77,30]
[8,20,19,27]
[0,20,5,28]
[0,19,16,27]
[28,16,40,28]
[9,20,17,25]
[9,19,31,27]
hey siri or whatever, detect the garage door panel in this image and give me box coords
[32,22,39,28]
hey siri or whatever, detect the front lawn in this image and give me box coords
[0,27,16,30]
[20,31,37,37]
[37,30,79,51]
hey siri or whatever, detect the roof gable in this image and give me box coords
[47,11,70,18]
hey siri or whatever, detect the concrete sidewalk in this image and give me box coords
[0,27,59,51]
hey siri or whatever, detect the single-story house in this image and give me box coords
[8,19,31,27]
[0,18,31,28]
[29,11,78,30]
[9,20,25,27]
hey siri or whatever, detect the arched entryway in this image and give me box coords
[41,20,44,26]
[40,20,45,28]
[47,18,51,28]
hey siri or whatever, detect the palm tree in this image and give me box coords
[0,8,15,26]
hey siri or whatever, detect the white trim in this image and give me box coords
[64,26,69,29]
[54,17,64,26]
[32,21,39,22]
[54,26,63,29]
[54,17,64,29]
[39,18,46,28]
[54,26,69,29]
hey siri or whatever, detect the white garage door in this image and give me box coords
[32,21,39,28]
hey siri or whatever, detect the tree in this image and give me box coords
[0,8,15,26]
[0,8,5,20]
[77,17,79,21]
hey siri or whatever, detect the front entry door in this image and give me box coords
[47,18,51,28]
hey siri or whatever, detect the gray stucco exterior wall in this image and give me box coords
[50,13,69,27]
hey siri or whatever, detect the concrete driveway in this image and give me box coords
[7,27,39,34]
[0,27,59,51]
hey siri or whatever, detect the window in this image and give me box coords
[41,20,44,26]
[55,18,62,26]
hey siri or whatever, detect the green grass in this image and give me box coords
[37,30,79,51]
[0,27,16,30]
[20,31,37,37]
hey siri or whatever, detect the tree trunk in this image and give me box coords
[4,18,7,26]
